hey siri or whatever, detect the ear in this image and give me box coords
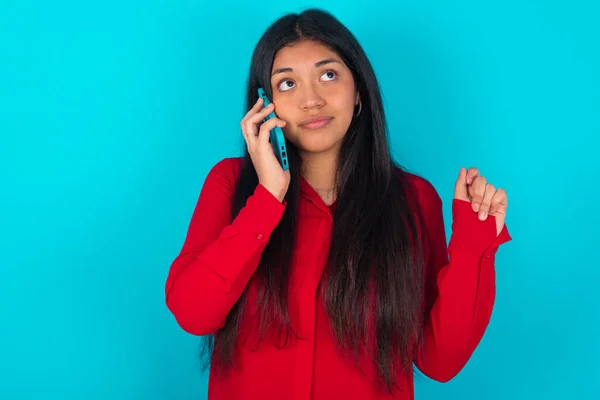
[355,92,360,105]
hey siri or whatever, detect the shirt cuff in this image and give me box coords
[448,198,512,259]
[230,183,286,242]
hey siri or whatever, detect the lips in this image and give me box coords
[299,116,333,129]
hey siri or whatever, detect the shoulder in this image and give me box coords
[205,156,245,184]
[393,168,446,248]
[393,167,442,211]
[198,157,246,198]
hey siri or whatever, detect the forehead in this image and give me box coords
[272,40,342,69]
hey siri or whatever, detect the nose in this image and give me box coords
[299,84,325,111]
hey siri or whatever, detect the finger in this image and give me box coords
[468,175,487,212]
[242,103,266,146]
[244,103,275,139]
[241,97,264,126]
[489,188,508,215]
[241,101,262,143]
[245,102,275,127]
[453,167,469,200]
[241,124,255,144]
[478,184,495,220]
[258,117,287,145]
[466,167,479,185]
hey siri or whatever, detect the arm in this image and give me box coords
[414,186,512,382]
[165,158,286,335]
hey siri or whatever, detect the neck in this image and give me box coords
[300,150,339,191]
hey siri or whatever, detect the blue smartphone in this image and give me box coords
[258,88,289,171]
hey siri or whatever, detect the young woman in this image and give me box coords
[165,8,511,400]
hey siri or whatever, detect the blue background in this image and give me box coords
[1,0,598,398]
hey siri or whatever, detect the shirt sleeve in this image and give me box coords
[164,158,286,336]
[414,184,512,382]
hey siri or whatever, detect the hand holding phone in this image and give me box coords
[239,89,291,202]
[258,88,289,171]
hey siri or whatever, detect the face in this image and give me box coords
[269,40,359,156]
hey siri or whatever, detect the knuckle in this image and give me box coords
[263,120,276,130]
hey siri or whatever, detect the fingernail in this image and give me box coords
[479,211,487,220]
[473,203,479,212]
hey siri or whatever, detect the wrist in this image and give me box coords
[261,183,286,203]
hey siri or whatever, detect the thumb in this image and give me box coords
[453,167,469,201]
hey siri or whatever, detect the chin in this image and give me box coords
[295,136,342,154]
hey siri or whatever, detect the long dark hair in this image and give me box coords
[202,8,428,394]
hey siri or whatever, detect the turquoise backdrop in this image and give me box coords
[1,0,598,399]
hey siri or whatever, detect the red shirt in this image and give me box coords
[165,157,512,399]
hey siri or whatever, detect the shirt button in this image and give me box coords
[256,233,264,240]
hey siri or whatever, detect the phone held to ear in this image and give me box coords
[258,88,289,171]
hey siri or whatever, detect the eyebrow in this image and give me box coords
[271,58,341,77]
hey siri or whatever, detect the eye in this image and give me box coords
[321,70,337,81]
[278,80,295,92]
[276,70,337,92]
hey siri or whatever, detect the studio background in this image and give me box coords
[1,0,598,399]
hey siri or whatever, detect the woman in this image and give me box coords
[165,8,511,399]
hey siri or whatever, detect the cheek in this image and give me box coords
[282,125,299,145]
[272,100,291,121]
[271,102,296,132]
[332,92,357,119]
[335,96,357,125]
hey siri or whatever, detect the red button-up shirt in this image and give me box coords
[165,157,512,399]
